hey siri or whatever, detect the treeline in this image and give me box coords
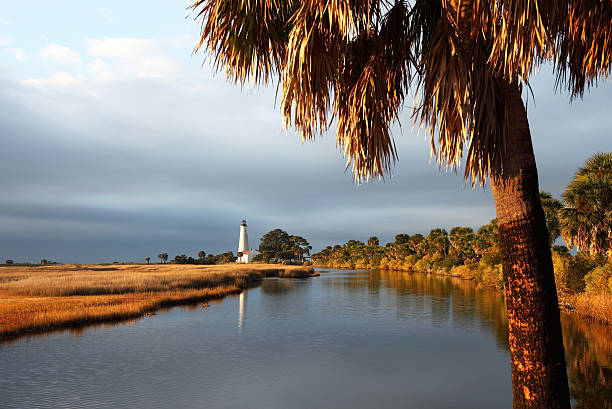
[156,251,237,265]
[312,153,611,301]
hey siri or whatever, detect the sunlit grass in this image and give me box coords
[0,263,314,340]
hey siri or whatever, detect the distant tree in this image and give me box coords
[258,229,310,262]
[158,253,168,264]
[426,229,450,256]
[290,235,312,262]
[40,259,48,265]
[473,220,499,257]
[259,229,292,261]
[5,259,13,265]
[367,236,380,247]
[407,234,426,258]
[198,250,206,260]
[449,227,476,262]
[559,153,612,255]
[145,257,150,264]
[215,251,236,264]
[540,191,563,246]
[394,234,410,245]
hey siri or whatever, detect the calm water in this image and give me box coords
[1,269,611,409]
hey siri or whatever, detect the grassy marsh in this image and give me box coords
[0,263,315,341]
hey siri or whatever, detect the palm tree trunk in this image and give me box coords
[490,81,570,409]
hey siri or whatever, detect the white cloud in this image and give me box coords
[39,44,83,67]
[86,37,179,78]
[88,58,108,73]
[0,35,10,46]
[11,48,26,62]
[22,72,84,89]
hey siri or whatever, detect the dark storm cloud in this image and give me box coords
[0,68,610,263]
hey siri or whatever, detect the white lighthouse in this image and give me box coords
[237,219,259,263]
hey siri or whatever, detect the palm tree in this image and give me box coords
[191,2,611,407]
[540,191,563,246]
[559,153,612,255]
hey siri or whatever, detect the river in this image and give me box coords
[1,269,611,408]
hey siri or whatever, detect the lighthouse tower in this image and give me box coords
[238,220,248,254]
[237,220,259,263]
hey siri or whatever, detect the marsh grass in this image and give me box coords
[0,263,314,340]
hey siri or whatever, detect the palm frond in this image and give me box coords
[191,0,295,84]
[555,0,612,97]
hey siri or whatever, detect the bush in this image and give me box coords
[584,262,612,295]
[441,253,462,272]
[552,252,596,294]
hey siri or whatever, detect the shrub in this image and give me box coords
[584,262,612,295]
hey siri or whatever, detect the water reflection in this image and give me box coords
[322,270,510,349]
[238,291,247,331]
[562,313,612,409]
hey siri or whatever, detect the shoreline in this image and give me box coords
[0,264,317,342]
[315,264,612,325]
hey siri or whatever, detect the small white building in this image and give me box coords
[237,219,260,263]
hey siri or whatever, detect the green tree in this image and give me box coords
[449,227,476,263]
[258,229,311,262]
[192,1,612,406]
[5,259,13,265]
[290,235,312,262]
[367,236,380,247]
[426,229,450,256]
[158,253,168,264]
[540,191,564,246]
[394,234,410,245]
[198,250,206,260]
[559,153,612,255]
[145,257,150,264]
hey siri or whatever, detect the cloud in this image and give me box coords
[10,48,26,62]
[39,44,83,67]
[22,72,84,89]
[86,37,179,78]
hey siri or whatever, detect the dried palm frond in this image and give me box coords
[280,4,343,141]
[191,0,296,84]
[554,0,612,97]
[334,2,414,179]
[192,0,610,186]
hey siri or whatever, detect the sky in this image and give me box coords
[0,1,610,263]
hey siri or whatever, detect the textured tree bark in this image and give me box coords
[490,81,571,409]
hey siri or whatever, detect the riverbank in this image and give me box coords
[0,263,316,341]
[315,263,612,325]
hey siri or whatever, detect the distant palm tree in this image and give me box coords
[191,2,611,407]
[559,153,612,255]
[540,191,564,246]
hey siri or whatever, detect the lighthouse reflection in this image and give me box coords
[238,291,247,331]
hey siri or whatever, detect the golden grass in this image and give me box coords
[0,263,315,340]
[563,292,612,325]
